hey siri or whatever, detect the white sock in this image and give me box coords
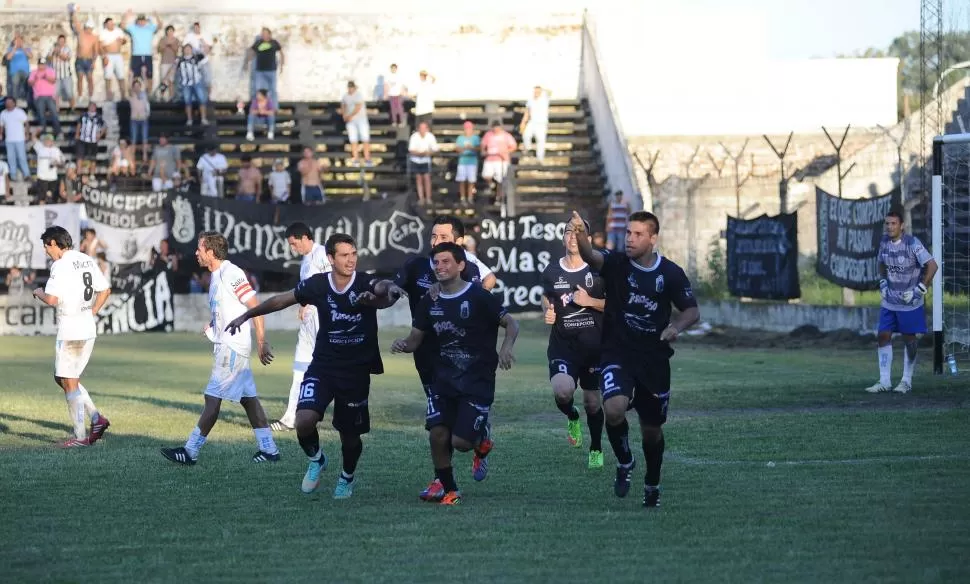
[64,390,86,439]
[878,345,893,386]
[184,426,207,459]
[902,341,917,384]
[281,370,302,426]
[254,427,278,455]
[309,449,322,462]
[77,383,100,423]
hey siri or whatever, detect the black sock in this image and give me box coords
[606,419,633,465]
[435,466,458,492]
[297,426,320,458]
[644,434,665,487]
[341,435,363,475]
[587,407,605,451]
[556,398,580,420]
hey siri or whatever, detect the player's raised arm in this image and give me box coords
[571,211,604,272]
[497,313,519,370]
[225,290,298,335]
[391,327,426,354]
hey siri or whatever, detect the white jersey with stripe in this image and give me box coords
[295,243,332,364]
[45,250,111,341]
[465,251,493,282]
[208,260,256,357]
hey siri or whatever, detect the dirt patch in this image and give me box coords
[682,325,934,350]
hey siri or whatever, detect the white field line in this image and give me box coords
[667,453,970,467]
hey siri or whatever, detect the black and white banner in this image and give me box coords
[816,187,893,290]
[726,212,800,300]
[82,185,168,265]
[0,204,81,269]
[167,193,426,273]
[477,214,567,312]
[96,266,175,334]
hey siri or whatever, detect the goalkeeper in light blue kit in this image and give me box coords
[866,209,938,394]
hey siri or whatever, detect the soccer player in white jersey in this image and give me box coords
[270,222,333,432]
[161,231,280,465]
[31,226,112,448]
[866,209,938,394]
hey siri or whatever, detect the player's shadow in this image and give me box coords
[0,414,74,444]
[112,394,260,429]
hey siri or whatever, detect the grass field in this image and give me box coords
[1,323,969,583]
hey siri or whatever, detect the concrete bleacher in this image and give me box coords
[16,105,114,183]
[120,97,607,213]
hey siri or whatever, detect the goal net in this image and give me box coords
[933,136,970,373]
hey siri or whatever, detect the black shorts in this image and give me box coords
[76,141,98,159]
[600,349,672,426]
[547,333,600,390]
[296,368,371,435]
[130,55,153,78]
[425,393,490,444]
[411,161,431,175]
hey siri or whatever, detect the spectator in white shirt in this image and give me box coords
[408,121,438,206]
[0,96,30,181]
[33,133,64,203]
[341,81,372,167]
[384,63,406,126]
[413,70,436,129]
[519,85,551,164]
[0,160,10,202]
[268,158,291,204]
[196,145,228,197]
[98,17,128,101]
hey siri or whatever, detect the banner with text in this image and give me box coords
[726,213,800,300]
[477,213,568,312]
[815,188,893,290]
[82,185,168,265]
[166,193,426,273]
[0,204,81,269]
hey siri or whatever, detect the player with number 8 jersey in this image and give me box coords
[32,226,113,448]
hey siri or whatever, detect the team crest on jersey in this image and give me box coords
[655,274,664,293]
[584,272,594,288]
[417,273,434,289]
[627,274,638,289]
[430,302,444,316]
[348,290,359,306]
[554,276,571,290]
[459,300,470,319]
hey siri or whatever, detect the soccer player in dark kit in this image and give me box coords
[225,234,397,500]
[541,218,607,469]
[570,210,700,508]
[391,242,519,505]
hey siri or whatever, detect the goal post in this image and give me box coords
[931,134,970,375]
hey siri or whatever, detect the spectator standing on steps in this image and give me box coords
[69,8,98,106]
[176,44,209,127]
[384,63,407,127]
[235,155,262,202]
[298,147,328,205]
[122,10,162,94]
[146,134,182,192]
[29,60,63,138]
[520,85,551,164]
[413,70,436,129]
[455,121,481,207]
[129,79,151,162]
[605,191,630,252]
[0,96,30,182]
[268,159,290,204]
[75,101,105,177]
[183,22,215,92]
[47,34,76,110]
[408,121,438,206]
[245,28,283,104]
[98,17,128,101]
[197,145,228,198]
[5,32,33,103]
[341,81,372,167]
[33,133,65,203]
[480,122,517,204]
[157,26,181,101]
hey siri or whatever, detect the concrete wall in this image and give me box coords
[701,300,877,333]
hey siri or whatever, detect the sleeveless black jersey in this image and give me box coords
[600,251,697,355]
[294,271,383,374]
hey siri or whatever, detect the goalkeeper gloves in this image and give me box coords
[901,282,928,304]
[879,278,889,299]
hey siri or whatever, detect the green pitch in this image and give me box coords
[1,324,968,583]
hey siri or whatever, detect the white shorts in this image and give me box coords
[346,118,370,143]
[55,339,96,378]
[204,344,257,402]
[152,177,174,192]
[293,307,319,366]
[456,163,478,183]
[103,54,125,80]
[481,160,509,182]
